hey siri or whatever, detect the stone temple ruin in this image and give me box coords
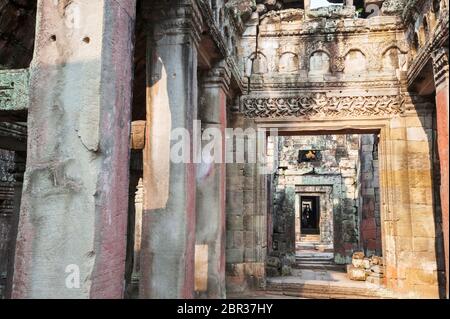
[0,0,448,299]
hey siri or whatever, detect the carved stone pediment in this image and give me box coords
[240,93,404,118]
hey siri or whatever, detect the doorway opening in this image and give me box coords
[265,131,387,298]
[300,195,320,235]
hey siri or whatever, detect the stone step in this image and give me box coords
[265,280,392,299]
[299,236,320,242]
[295,259,335,264]
[294,263,345,271]
[296,252,334,260]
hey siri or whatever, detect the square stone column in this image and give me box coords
[140,1,202,299]
[12,0,136,299]
[432,47,449,298]
[195,63,230,299]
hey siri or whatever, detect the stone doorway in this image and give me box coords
[299,195,320,235]
[295,186,334,253]
[263,131,389,297]
[241,106,441,298]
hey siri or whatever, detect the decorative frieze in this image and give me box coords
[432,47,449,89]
[143,0,203,45]
[406,7,449,87]
[241,93,404,118]
[202,61,232,92]
[0,69,29,112]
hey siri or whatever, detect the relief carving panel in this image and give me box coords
[241,94,404,118]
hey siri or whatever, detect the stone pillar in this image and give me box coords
[5,151,26,299]
[11,0,136,299]
[140,1,202,299]
[432,47,449,298]
[383,92,440,298]
[131,179,144,291]
[383,115,412,294]
[405,101,439,298]
[195,62,230,299]
[225,112,246,293]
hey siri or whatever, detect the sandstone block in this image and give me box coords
[281,265,292,276]
[226,248,244,263]
[266,256,281,268]
[407,127,429,142]
[266,266,280,277]
[363,258,371,269]
[347,265,367,281]
[366,276,384,285]
[227,215,243,231]
[370,265,384,274]
[352,251,365,268]
[370,255,384,266]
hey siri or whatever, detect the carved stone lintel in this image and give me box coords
[143,0,203,46]
[0,69,29,112]
[432,47,449,90]
[241,94,404,119]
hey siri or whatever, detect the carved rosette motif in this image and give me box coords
[241,94,404,118]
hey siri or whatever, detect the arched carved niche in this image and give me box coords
[246,52,268,76]
[382,46,408,72]
[309,51,331,76]
[279,52,299,73]
[344,50,367,74]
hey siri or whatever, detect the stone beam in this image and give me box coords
[11,0,136,299]
[140,0,202,299]
[195,62,230,299]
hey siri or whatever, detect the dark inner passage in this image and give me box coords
[300,195,320,234]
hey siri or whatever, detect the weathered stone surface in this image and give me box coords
[12,0,137,299]
[381,0,407,15]
[347,265,367,281]
[307,5,356,19]
[0,69,29,112]
[140,0,202,299]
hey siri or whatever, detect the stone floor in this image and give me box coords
[272,268,380,288]
[245,269,392,299]
[231,245,393,299]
